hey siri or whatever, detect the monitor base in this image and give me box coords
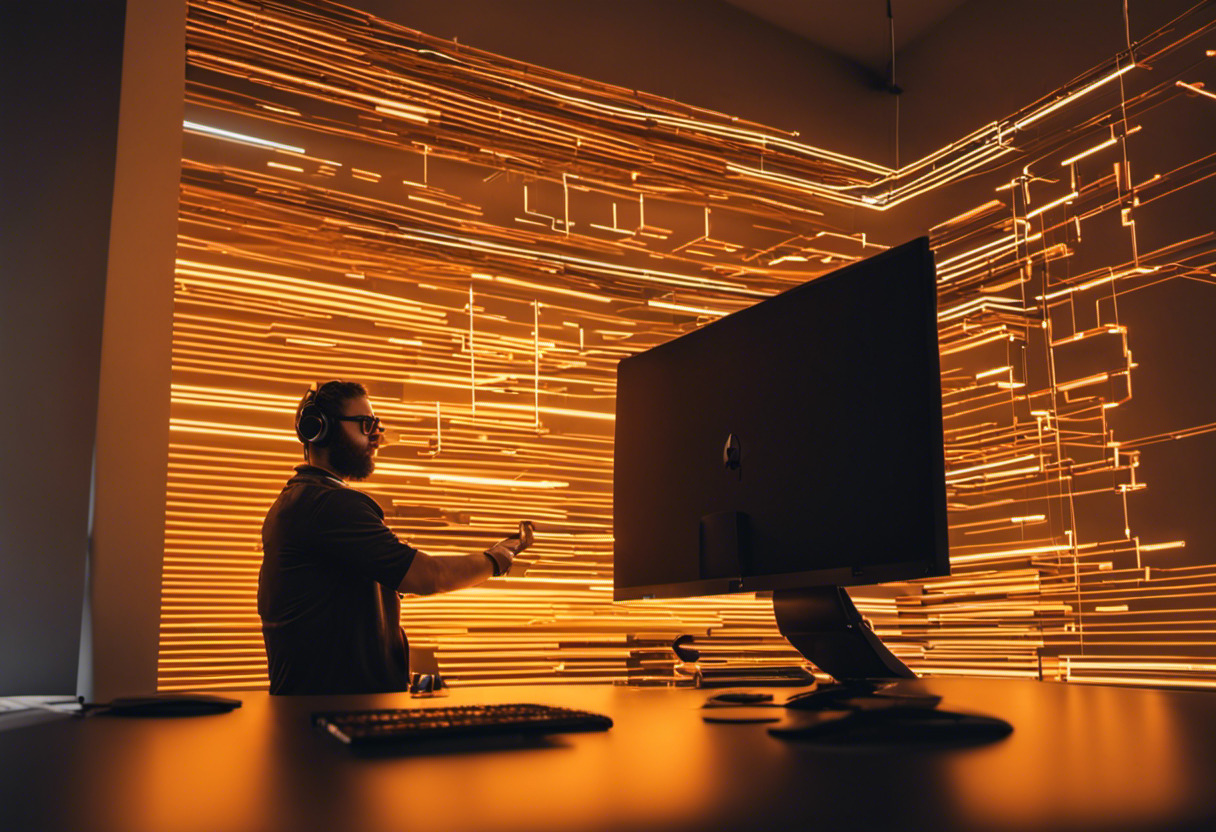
[784,681,939,711]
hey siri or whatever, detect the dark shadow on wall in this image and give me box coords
[0,2,126,694]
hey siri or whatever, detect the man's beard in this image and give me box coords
[327,429,375,481]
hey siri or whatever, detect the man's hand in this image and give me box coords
[483,521,534,577]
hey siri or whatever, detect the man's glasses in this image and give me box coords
[335,415,382,435]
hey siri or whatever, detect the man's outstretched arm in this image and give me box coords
[398,521,533,596]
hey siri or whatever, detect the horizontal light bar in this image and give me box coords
[1139,541,1186,552]
[1014,63,1136,130]
[183,120,305,153]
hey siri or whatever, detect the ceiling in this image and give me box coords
[723,0,974,70]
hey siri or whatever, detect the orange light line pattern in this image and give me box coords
[163,0,851,691]
[919,2,1216,687]
[159,0,1216,692]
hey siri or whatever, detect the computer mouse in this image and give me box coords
[102,694,242,717]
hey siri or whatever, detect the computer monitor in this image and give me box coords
[612,236,949,684]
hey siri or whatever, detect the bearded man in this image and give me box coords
[258,380,532,694]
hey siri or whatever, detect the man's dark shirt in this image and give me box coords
[259,465,417,694]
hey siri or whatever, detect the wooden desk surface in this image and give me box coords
[4,677,1216,832]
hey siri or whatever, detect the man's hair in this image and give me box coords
[296,380,368,457]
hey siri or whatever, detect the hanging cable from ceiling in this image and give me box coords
[887,0,903,174]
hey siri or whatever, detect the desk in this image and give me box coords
[3,677,1216,832]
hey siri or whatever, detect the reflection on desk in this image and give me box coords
[2,677,1216,832]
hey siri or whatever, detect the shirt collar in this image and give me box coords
[293,464,346,488]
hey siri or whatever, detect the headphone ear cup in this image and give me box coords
[296,404,329,444]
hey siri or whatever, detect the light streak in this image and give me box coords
[1025,190,1077,219]
[1013,63,1137,130]
[946,454,1039,479]
[936,229,1039,271]
[1035,265,1159,301]
[183,120,305,153]
[939,331,1015,356]
[647,299,730,317]
[1062,674,1216,689]
[476,402,614,422]
[1057,372,1110,392]
[374,104,430,123]
[426,473,569,489]
[1060,137,1117,167]
[472,272,613,303]
[1139,541,1186,552]
[533,300,540,428]
[950,543,1079,564]
[938,296,1025,322]
[468,282,476,416]
[1176,80,1216,102]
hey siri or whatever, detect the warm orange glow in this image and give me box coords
[158,0,1216,693]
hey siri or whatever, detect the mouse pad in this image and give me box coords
[768,707,1012,747]
[102,694,242,717]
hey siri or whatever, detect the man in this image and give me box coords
[258,380,532,694]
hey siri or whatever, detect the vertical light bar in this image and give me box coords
[435,401,442,455]
[533,300,541,429]
[468,282,477,417]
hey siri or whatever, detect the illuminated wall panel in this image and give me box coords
[160,0,1216,691]
[912,5,1216,687]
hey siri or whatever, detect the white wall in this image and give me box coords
[79,0,185,702]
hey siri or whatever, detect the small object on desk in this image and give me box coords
[90,694,242,717]
[702,707,787,724]
[701,691,783,723]
[409,671,448,696]
[671,636,817,688]
[704,691,775,706]
[313,703,613,748]
[694,665,817,688]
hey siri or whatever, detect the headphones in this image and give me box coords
[295,382,335,445]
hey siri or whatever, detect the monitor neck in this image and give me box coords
[772,586,916,684]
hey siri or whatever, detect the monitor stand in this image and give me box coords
[772,585,914,685]
[774,585,935,707]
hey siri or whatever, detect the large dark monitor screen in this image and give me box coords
[613,237,949,610]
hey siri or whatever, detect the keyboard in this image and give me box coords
[313,703,613,747]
